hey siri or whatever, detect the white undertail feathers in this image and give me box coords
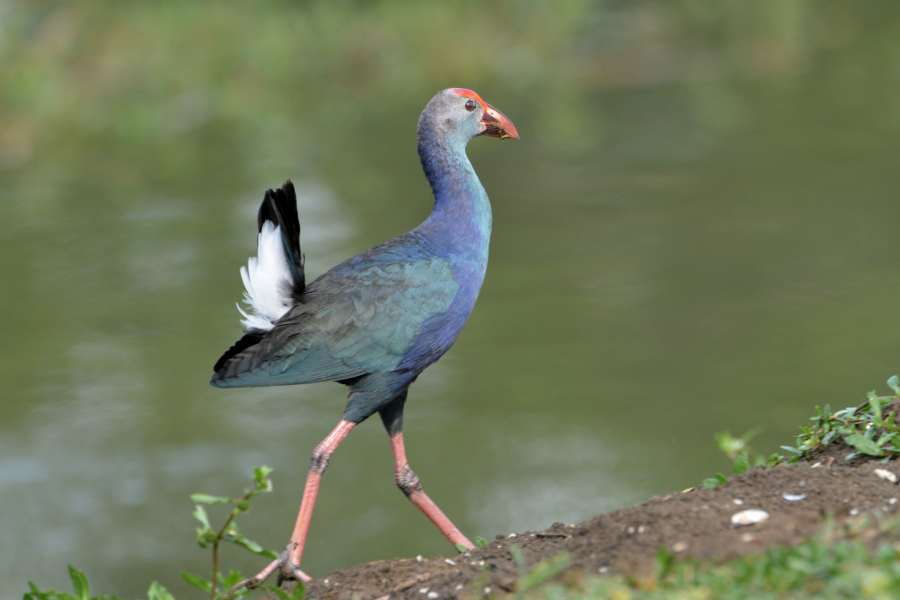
[237,221,294,331]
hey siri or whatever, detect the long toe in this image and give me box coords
[232,552,312,592]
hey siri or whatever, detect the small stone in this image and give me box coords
[626,526,636,534]
[455,584,464,591]
[782,493,806,502]
[507,533,517,538]
[740,532,755,542]
[731,509,769,527]
[889,498,898,505]
[732,498,744,505]
[672,541,688,553]
[478,560,485,567]
[681,486,694,493]
[416,555,424,563]
[483,586,492,595]
[850,508,860,516]
[598,566,609,574]
[427,592,439,599]
[811,462,822,468]
[444,558,456,566]
[419,588,429,594]
[874,468,898,483]
[323,579,330,585]
[637,525,646,534]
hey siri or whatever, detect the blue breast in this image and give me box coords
[397,137,492,373]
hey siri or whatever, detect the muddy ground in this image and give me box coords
[301,449,899,599]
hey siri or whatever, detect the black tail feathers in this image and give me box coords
[258,180,306,295]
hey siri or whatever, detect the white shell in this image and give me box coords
[874,468,898,483]
[782,493,806,502]
[731,509,769,527]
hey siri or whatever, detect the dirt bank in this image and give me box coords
[302,451,899,599]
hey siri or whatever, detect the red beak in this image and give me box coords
[480,103,519,140]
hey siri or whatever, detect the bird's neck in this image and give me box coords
[417,134,492,259]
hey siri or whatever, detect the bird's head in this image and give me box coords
[418,88,519,146]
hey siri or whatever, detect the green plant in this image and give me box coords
[25,466,299,600]
[24,566,173,600]
[784,376,900,461]
[704,374,900,489]
[702,429,781,489]
[182,466,286,599]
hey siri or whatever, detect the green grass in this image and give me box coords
[522,516,900,599]
[703,375,900,490]
[516,375,900,599]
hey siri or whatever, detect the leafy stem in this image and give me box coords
[188,466,279,600]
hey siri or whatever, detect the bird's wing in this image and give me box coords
[211,253,458,388]
[235,181,305,331]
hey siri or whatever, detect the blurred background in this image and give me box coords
[3,0,900,596]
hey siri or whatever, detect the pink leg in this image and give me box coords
[287,420,356,566]
[391,433,474,549]
[235,419,355,590]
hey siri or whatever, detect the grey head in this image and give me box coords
[417,88,519,147]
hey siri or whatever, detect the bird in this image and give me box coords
[210,88,518,588]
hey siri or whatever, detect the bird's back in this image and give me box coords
[211,229,464,388]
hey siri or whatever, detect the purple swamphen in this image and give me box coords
[211,88,518,587]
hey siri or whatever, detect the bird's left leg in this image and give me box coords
[233,418,355,590]
[379,394,475,550]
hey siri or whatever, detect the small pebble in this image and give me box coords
[427,592,439,599]
[637,525,646,534]
[323,579,330,585]
[889,498,898,505]
[483,586,492,595]
[598,566,609,574]
[455,584,464,591]
[850,508,859,516]
[782,493,806,502]
[626,526,635,534]
[416,555,424,563]
[874,468,898,483]
[681,486,694,493]
[672,541,688,553]
[732,498,744,505]
[811,462,822,468]
[731,509,769,527]
[740,532,755,542]
[419,588,429,594]
[507,533,517,538]
[444,558,456,566]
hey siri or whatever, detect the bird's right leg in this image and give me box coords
[234,419,355,590]
[379,393,474,550]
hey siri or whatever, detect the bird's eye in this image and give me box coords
[464,99,477,112]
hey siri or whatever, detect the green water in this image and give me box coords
[3,2,900,597]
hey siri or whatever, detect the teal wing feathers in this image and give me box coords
[211,255,458,388]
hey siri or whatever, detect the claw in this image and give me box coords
[231,549,311,593]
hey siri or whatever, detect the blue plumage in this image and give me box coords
[212,90,504,422]
[209,89,518,587]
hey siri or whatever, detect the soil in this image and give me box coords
[302,450,900,599]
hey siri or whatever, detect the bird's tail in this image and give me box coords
[235,181,306,332]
